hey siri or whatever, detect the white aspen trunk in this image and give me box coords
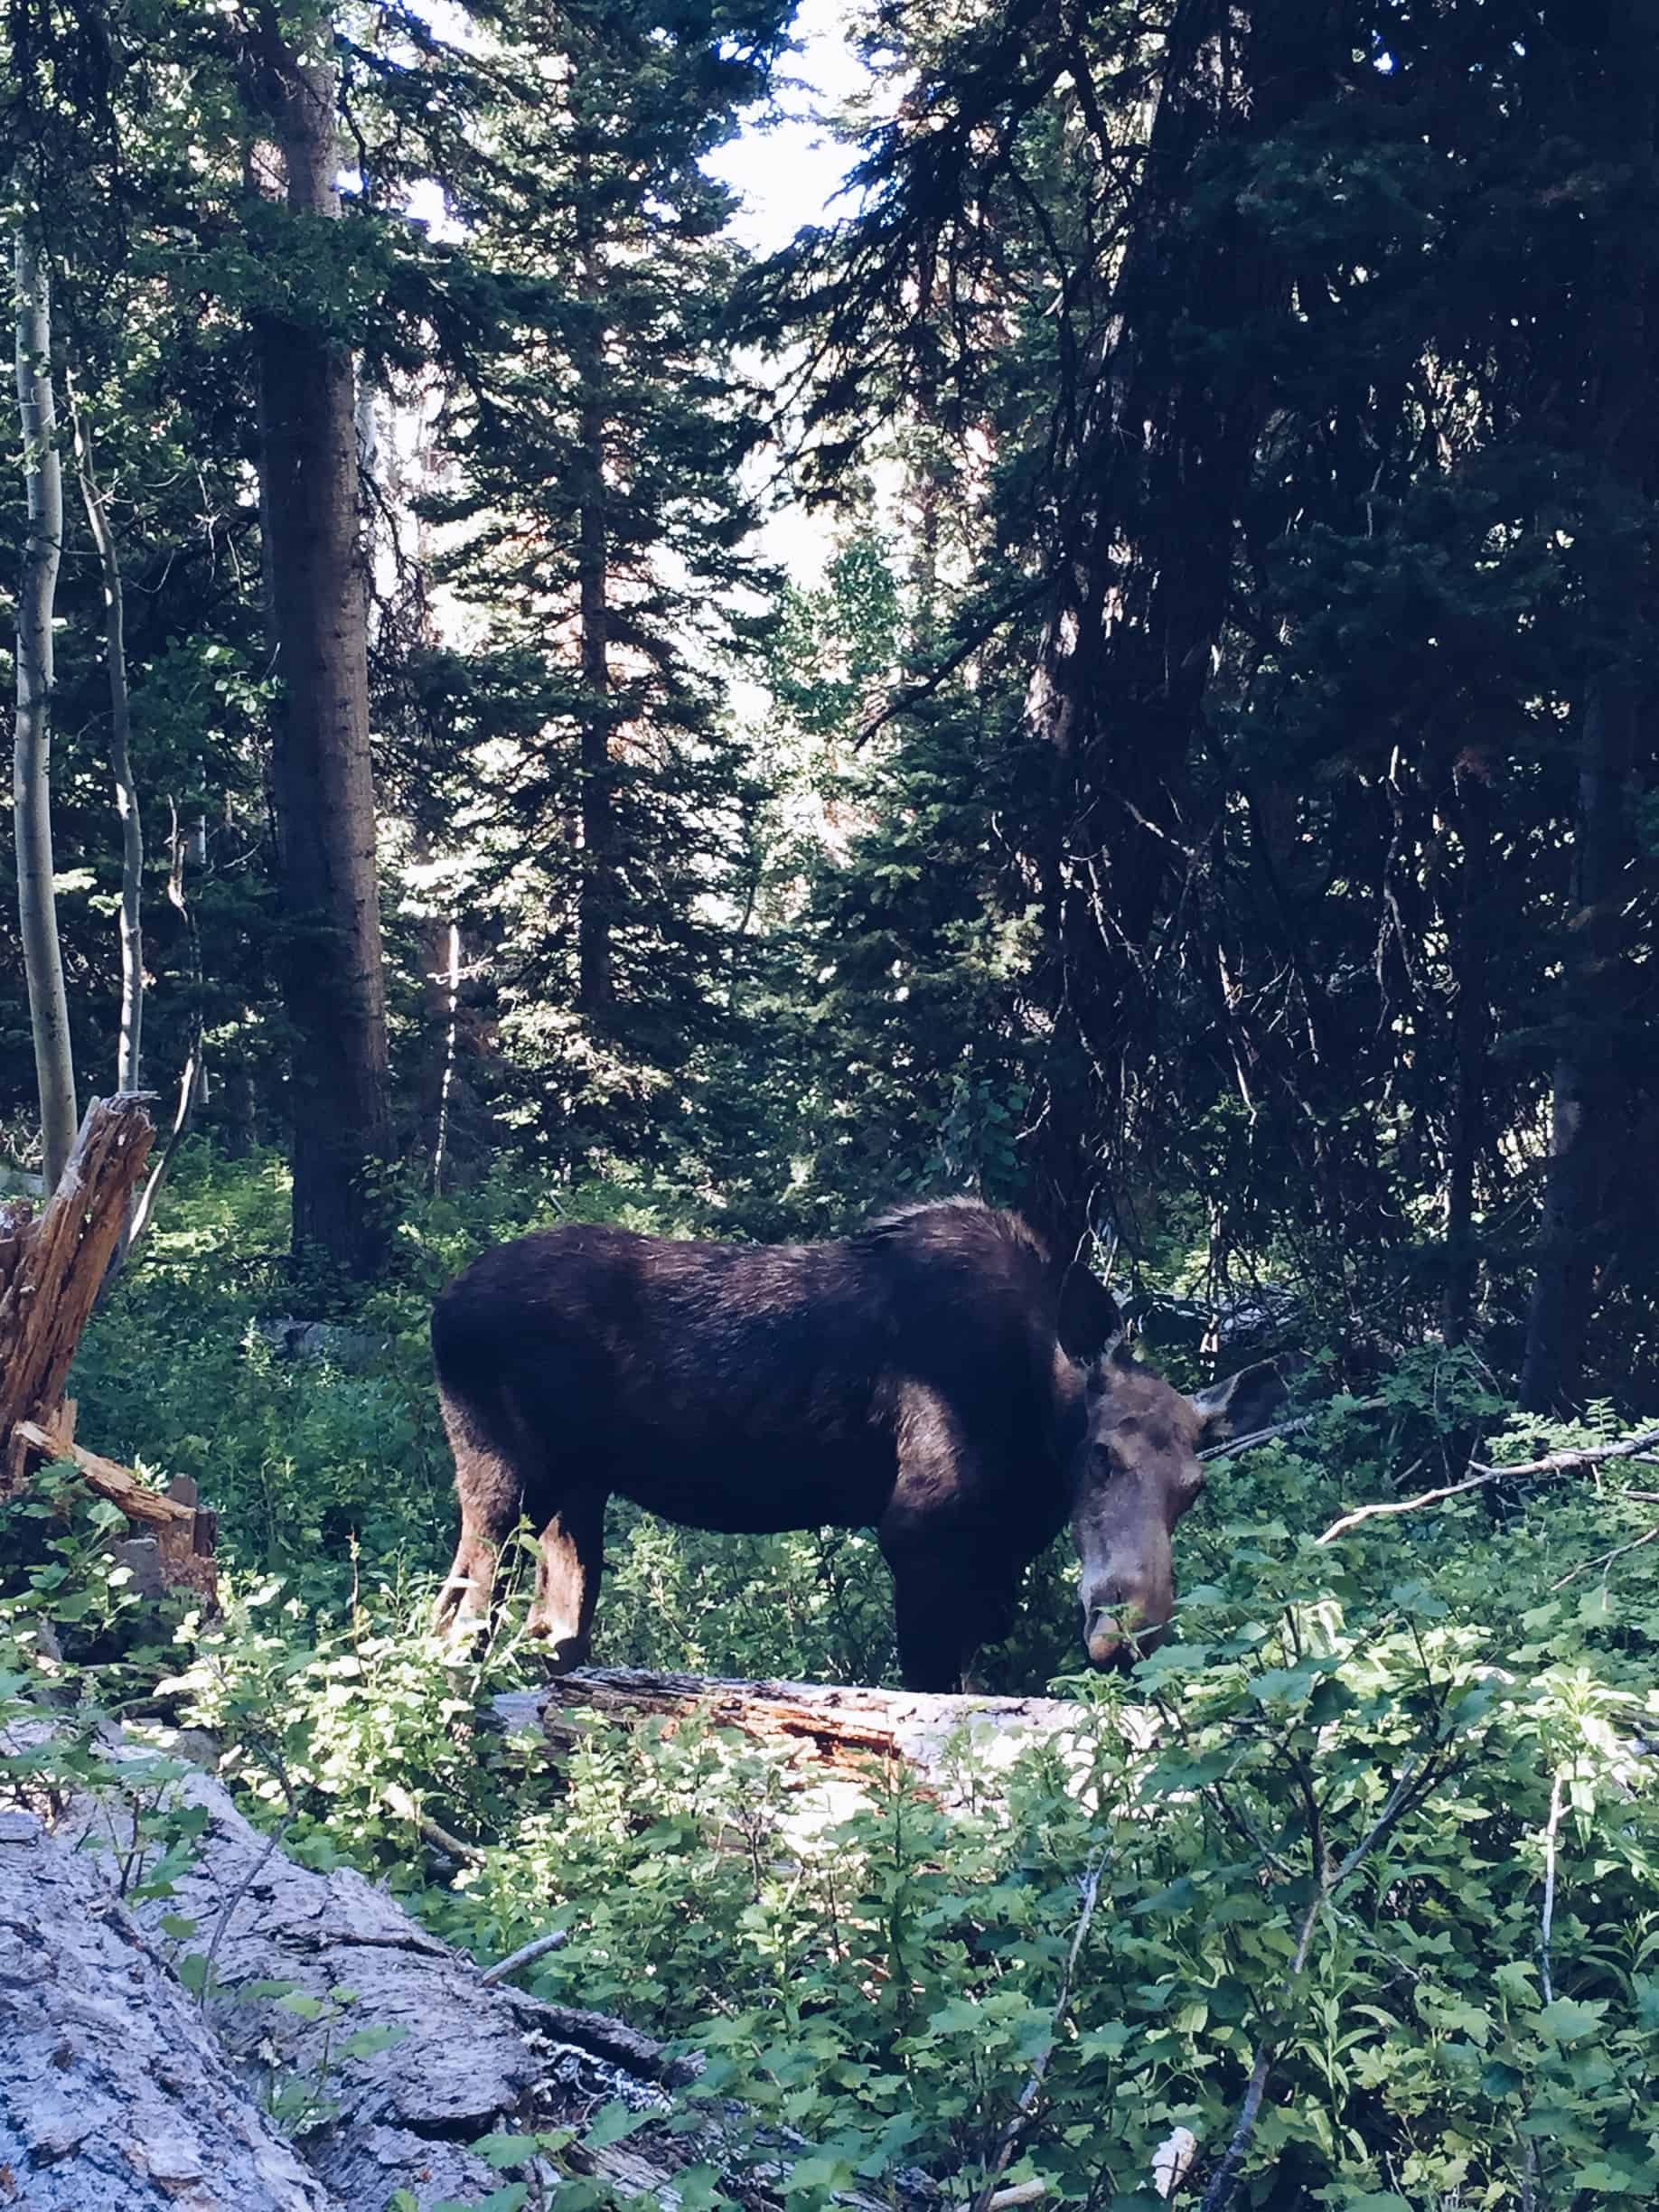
[69,395,144,1092]
[11,225,78,1190]
[433,917,461,1192]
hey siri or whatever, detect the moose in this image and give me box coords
[430,1199,1284,1691]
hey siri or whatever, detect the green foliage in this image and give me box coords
[14,1166,1659,2207]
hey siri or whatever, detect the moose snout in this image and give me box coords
[1081,1565,1173,1671]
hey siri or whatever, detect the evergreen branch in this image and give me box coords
[856,579,1051,748]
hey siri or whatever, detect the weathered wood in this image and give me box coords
[0,1092,155,1493]
[11,1420,219,1605]
[12,1420,193,1529]
[497,1665,1153,1827]
[0,1804,343,2212]
[0,1195,33,1303]
[54,1738,935,2212]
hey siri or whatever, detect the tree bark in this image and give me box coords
[1440,753,1497,1346]
[0,1093,155,1494]
[576,164,617,1017]
[0,1804,342,2212]
[12,221,79,1191]
[248,33,393,1279]
[498,1665,1150,1821]
[69,389,145,1094]
[1521,0,1658,1411]
[12,1733,940,2212]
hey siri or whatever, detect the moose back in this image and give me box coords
[431,1199,1279,1690]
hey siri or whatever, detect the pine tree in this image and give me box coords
[416,0,792,1175]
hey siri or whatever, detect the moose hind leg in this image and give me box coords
[527,1489,607,1673]
[433,1383,536,1641]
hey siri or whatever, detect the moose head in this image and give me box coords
[1060,1270,1286,1668]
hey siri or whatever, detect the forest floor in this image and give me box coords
[6,1151,1659,2208]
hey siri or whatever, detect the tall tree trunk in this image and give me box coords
[1018,0,1340,1259]
[1521,2,1657,1412]
[248,33,392,1278]
[11,222,78,1190]
[575,182,615,1018]
[69,390,144,1093]
[1440,753,1496,1347]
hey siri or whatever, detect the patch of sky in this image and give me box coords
[702,0,878,256]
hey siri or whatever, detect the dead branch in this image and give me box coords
[1316,1426,1659,1546]
[10,1420,217,1604]
[1201,1397,1387,1464]
[966,1842,1110,2212]
[479,1927,571,1987]
[1539,1768,1565,2007]
[1551,1522,1659,1589]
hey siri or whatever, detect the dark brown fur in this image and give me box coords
[431,1199,1280,1689]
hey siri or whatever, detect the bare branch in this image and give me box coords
[1202,1398,1387,1465]
[856,578,1050,749]
[965,1842,1110,2212]
[1551,1522,1659,1590]
[1539,1769,1565,2007]
[1316,1427,1659,1546]
[479,1929,570,1988]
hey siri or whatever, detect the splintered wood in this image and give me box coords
[0,1093,216,1601]
[496,1665,1158,1833]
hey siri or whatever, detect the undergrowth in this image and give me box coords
[5,1156,1659,2207]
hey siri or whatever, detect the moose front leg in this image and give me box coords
[883,1531,1017,1693]
[527,1489,608,1673]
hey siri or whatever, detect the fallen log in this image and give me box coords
[0,1804,342,2212]
[26,1732,936,2212]
[496,1665,1155,1823]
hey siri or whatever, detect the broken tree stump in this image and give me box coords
[0,1092,216,1602]
[0,1092,155,1493]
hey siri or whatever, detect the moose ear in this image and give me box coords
[1058,1265,1125,1364]
[1190,1358,1288,1447]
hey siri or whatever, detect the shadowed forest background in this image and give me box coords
[5,2,1659,2207]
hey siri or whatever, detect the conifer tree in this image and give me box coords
[417,0,791,1172]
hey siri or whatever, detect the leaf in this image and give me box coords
[783,2152,853,2195]
[342,2024,412,2060]
[1568,2162,1657,2196]
[158,1914,197,1942]
[473,2132,540,2170]
[1536,1997,1607,2042]
[583,2100,652,2149]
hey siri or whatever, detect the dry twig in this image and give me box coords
[964,1842,1110,2212]
[1316,1427,1659,1546]
[479,1929,570,1988]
